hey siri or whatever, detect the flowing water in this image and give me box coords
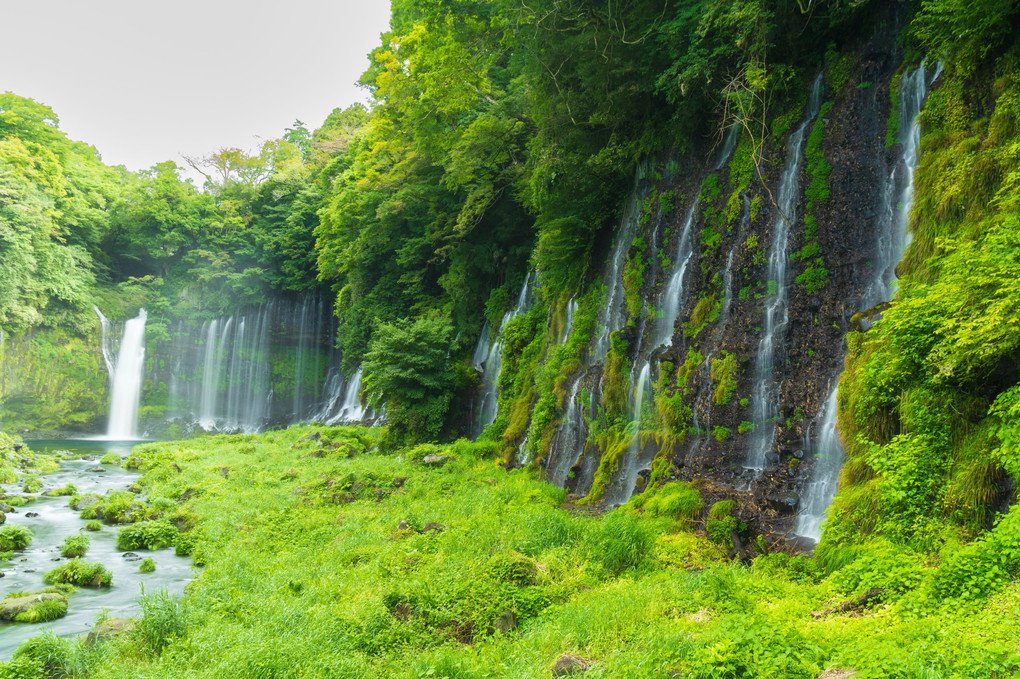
[96,309,148,440]
[471,273,536,437]
[604,363,653,506]
[745,74,824,473]
[0,440,193,659]
[794,64,935,540]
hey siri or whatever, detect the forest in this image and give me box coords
[3,0,1020,676]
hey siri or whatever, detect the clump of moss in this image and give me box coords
[710,352,738,405]
[43,559,112,588]
[60,534,90,558]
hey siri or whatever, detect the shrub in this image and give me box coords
[60,534,90,558]
[84,520,102,532]
[139,558,156,573]
[596,510,652,573]
[0,524,33,551]
[43,559,113,587]
[641,482,703,521]
[117,520,177,550]
[138,589,187,654]
[99,453,121,464]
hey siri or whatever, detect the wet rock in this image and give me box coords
[396,519,410,531]
[793,449,805,460]
[88,466,105,473]
[392,476,408,488]
[492,610,517,634]
[421,454,455,466]
[301,449,324,459]
[765,452,780,466]
[0,592,68,622]
[332,492,356,505]
[766,493,799,513]
[551,654,591,676]
[0,503,12,512]
[86,617,137,645]
[0,512,5,525]
[122,552,142,562]
[127,484,142,494]
[298,431,322,443]
[25,512,39,518]
[72,495,100,511]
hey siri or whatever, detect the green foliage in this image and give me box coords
[117,520,178,551]
[43,559,112,587]
[686,294,720,339]
[59,534,90,558]
[710,351,738,405]
[633,481,703,521]
[0,524,32,551]
[138,589,187,654]
[84,520,102,532]
[795,259,830,293]
[362,314,456,444]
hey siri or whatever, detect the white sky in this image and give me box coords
[0,0,392,173]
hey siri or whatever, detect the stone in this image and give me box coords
[492,610,517,634]
[392,476,408,488]
[422,522,445,533]
[397,519,410,531]
[765,493,800,513]
[551,654,591,676]
[793,449,805,460]
[0,592,68,623]
[298,431,322,443]
[25,512,39,518]
[421,454,455,466]
[127,484,142,494]
[86,617,137,645]
[122,552,142,562]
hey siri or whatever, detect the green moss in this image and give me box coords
[43,559,112,587]
[686,294,720,339]
[795,259,830,294]
[710,352,738,406]
[711,426,732,442]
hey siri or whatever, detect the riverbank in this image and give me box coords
[2,425,1018,678]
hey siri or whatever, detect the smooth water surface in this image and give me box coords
[1,440,194,659]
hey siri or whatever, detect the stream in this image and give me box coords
[0,440,193,659]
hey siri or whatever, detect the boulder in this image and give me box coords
[551,654,591,676]
[0,592,68,623]
[298,431,322,443]
[86,617,137,645]
[421,454,455,466]
[392,476,408,488]
[422,522,446,533]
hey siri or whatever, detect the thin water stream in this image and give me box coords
[0,440,194,659]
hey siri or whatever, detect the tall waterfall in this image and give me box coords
[746,74,824,472]
[605,362,653,506]
[653,199,699,349]
[794,64,935,540]
[471,272,535,437]
[96,307,148,439]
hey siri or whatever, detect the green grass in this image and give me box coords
[1,424,1018,678]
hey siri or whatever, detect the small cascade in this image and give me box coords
[862,63,931,310]
[713,122,741,171]
[472,273,536,437]
[746,74,824,473]
[605,362,653,506]
[96,308,148,439]
[593,169,648,359]
[563,298,578,342]
[794,63,935,540]
[794,386,843,540]
[653,199,699,349]
[329,366,366,424]
[546,378,585,487]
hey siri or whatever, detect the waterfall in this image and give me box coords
[745,74,824,473]
[653,198,699,348]
[546,378,585,486]
[862,64,930,309]
[794,386,842,540]
[471,272,536,437]
[96,308,148,439]
[794,64,934,541]
[605,362,652,506]
[562,297,578,344]
[713,122,741,171]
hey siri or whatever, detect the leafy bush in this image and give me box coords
[84,520,102,532]
[139,557,156,573]
[117,519,178,550]
[43,560,113,587]
[60,534,90,558]
[0,524,33,551]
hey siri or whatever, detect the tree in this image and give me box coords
[361,314,456,444]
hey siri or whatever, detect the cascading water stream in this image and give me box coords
[653,199,699,349]
[794,63,935,540]
[472,272,535,437]
[745,74,824,473]
[95,308,148,439]
[605,362,652,506]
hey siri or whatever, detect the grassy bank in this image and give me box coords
[3,425,1018,678]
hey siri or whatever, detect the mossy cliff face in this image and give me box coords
[0,325,107,435]
[487,16,921,542]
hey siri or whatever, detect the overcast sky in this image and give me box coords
[0,0,392,173]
